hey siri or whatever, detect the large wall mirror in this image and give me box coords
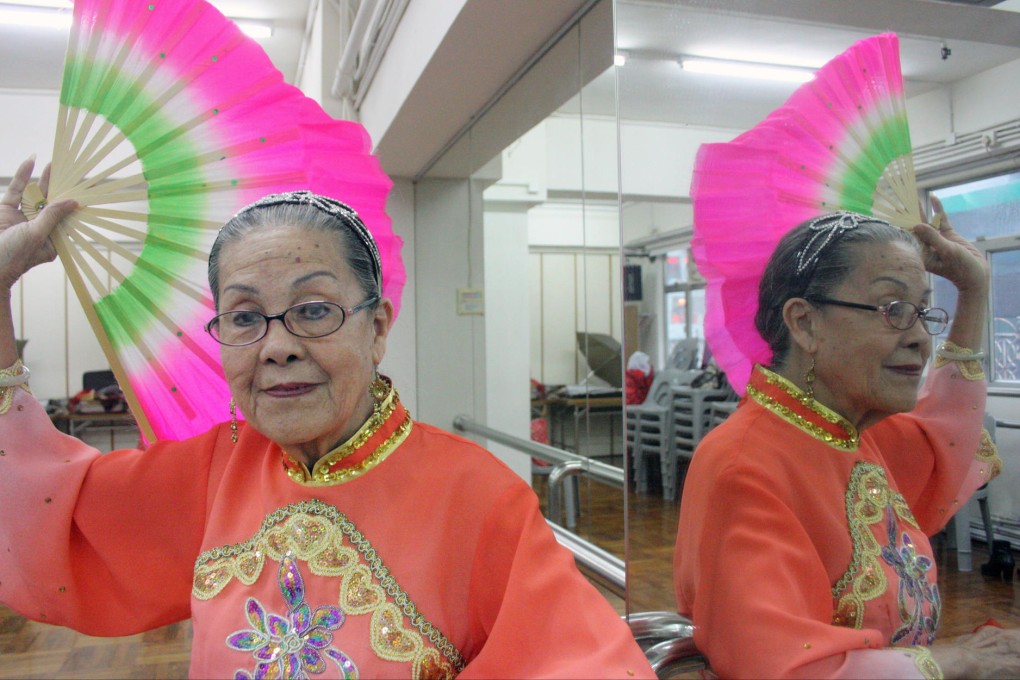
[413,0,630,606]
[411,0,1020,622]
[617,0,1020,617]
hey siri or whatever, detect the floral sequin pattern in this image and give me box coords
[832,463,941,646]
[227,554,357,679]
[197,500,464,677]
[880,513,940,646]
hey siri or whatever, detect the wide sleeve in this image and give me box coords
[459,481,654,679]
[675,460,939,679]
[0,388,228,635]
[868,359,1001,535]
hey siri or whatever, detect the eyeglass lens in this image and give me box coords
[884,301,948,334]
[211,302,346,345]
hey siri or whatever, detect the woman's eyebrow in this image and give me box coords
[222,282,259,296]
[292,270,339,287]
[871,276,932,298]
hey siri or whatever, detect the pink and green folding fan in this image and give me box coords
[690,32,921,394]
[21,0,404,442]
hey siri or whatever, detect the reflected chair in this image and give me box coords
[667,384,732,501]
[626,369,695,494]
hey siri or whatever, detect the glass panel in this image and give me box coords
[930,176,1020,384]
[664,249,690,286]
[616,0,1020,623]
[990,248,1020,383]
[932,172,1020,241]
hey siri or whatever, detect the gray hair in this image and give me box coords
[755,213,919,368]
[208,197,380,310]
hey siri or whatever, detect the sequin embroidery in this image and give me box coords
[281,381,413,487]
[747,366,860,451]
[195,500,464,675]
[0,360,32,415]
[977,428,1002,479]
[880,513,940,646]
[832,463,941,646]
[902,646,942,680]
[227,554,357,679]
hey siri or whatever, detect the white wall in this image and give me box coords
[379,178,418,416]
[483,209,532,478]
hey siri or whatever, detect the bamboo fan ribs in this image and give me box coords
[23,0,402,442]
[690,33,921,394]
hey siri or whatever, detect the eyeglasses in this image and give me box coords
[205,297,379,346]
[807,297,949,335]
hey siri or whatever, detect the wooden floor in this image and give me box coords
[1,475,1017,678]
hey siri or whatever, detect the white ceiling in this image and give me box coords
[0,0,313,90]
[565,0,1020,130]
[3,0,1020,172]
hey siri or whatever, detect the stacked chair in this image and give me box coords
[665,383,734,500]
[626,368,692,494]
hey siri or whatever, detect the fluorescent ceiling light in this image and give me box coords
[234,19,273,40]
[0,5,71,29]
[2,0,71,7]
[680,57,815,84]
[0,5,273,39]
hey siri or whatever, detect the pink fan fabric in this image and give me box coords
[691,33,907,394]
[64,0,404,442]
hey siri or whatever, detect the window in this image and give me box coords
[663,248,706,363]
[930,171,1020,388]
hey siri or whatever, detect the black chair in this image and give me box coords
[82,370,117,393]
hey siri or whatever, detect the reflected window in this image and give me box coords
[931,171,1020,386]
[663,248,705,361]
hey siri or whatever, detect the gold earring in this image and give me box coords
[803,358,816,402]
[229,398,238,443]
[369,373,388,401]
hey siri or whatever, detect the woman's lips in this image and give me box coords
[886,364,923,377]
[264,383,318,397]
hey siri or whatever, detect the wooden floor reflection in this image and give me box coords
[0,477,1016,677]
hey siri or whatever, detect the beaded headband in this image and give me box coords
[794,211,890,277]
[234,190,382,292]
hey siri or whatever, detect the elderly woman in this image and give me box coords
[0,158,654,679]
[674,207,1019,678]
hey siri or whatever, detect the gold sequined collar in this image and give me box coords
[746,365,860,451]
[280,379,413,486]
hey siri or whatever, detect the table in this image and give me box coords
[50,411,138,450]
[542,394,624,458]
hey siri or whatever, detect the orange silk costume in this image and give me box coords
[674,358,1001,679]
[0,379,653,679]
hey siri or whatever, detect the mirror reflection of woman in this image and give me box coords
[674,206,1020,678]
[0,157,655,678]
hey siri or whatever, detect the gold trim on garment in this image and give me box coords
[933,341,985,381]
[282,384,414,486]
[902,646,942,680]
[831,462,922,631]
[977,428,1002,479]
[193,499,465,674]
[747,366,860,451]
[0,359,31,415]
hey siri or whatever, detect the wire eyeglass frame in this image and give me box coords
[205,296,380,346]
[807,297,949,335]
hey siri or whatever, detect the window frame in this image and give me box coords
[924,178,1020,395]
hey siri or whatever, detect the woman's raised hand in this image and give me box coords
[912,195,989,295]
[0,157,77,291]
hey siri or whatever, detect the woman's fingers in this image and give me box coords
[39,163,51,198]
[0,156,36,211]
[27,199,77,242]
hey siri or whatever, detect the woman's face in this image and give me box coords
[809,240,932,430]
[215,224,392,462]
